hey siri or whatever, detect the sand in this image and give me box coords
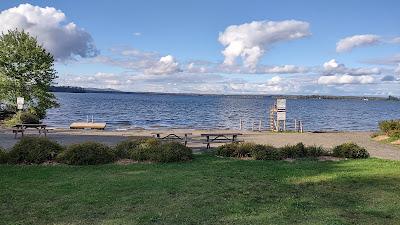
[0,128,399,160]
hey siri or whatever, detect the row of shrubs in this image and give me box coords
[378,120,400,139]
[0,137,192,165]
[216,142,370,160]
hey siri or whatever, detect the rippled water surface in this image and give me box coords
[44,92,400,131]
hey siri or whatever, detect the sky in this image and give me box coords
[0,0,399,96]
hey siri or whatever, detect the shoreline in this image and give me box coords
[1,128,399,160]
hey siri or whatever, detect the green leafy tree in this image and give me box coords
[0,29,58,119]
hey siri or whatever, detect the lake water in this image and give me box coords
[43,92,400,131]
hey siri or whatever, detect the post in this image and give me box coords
[300,121,303,133]
[295,119,297,132]
[252,120,254,131]
[91,115,94,123]
[239,119,242,130]
[86,115,89,123]
[258,119,262,132]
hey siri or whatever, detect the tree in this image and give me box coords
[0,29,58,119]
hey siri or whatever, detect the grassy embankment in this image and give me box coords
[1,154,400,224]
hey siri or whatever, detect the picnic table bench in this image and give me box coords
[12,124,48,139]
[201,133,243,149]
[151,132,192,146]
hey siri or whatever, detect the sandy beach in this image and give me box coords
[1,128,399,160]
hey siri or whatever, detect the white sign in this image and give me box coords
[277,111,286,121]
[17,97,24,110]
[276,99,286,110]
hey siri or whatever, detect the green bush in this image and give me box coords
[158,142,192,162]
[215,143,238,157]
[379,120,400,135]
[4,111,40,127]
[304,145,328,157]
[130,139,192,163]
[20,112,40,124]
[114,138,148,159]
[57,142,115,165]
[8,137,63,164]
[332,143,370,159]
[280,142,307,158]
[251,144,281,160]
[235,142,256,157]
[0,147,9,164]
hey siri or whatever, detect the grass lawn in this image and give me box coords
[1,154,400,225]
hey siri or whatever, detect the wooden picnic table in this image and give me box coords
[151,132,192,146]
[201,133,243,149]
[13,124,48,138]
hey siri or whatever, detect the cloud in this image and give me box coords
[336,34,380,52]
[381,75,396,82]
[396,64,400,75]
[390,37,400,44]
[218,20,310,69]
[144,55,181,75]
[133,32,142,36]
[363,54,400,65]
[322,59,380,76]
[318,75,375,85]
[0,4,98,61]
[261,65,309,74]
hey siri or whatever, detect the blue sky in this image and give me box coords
[0,0,399,95]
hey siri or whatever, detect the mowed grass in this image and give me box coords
[1,154,400,225]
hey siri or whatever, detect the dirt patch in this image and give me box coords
[283,158,296,163]
[115,159,138,165]
[41,161,61,166]
[391,140,400,145]
[373,135,390,141]
[317,156,344,161]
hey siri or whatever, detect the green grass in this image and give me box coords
[1,154,400,225]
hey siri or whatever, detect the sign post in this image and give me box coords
[275,99,286,131]
[17,97,24,110]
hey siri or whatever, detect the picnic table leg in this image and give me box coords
[44,129,47,137]
[206,136,210,149]
[184,134,188,146]
[232,135,237,142]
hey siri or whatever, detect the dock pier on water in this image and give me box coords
[238,98,304,133]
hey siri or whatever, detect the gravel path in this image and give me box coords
[0,129,399,160]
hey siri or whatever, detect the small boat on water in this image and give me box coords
[363,98,369,101]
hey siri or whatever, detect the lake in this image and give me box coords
[43,92,400,131]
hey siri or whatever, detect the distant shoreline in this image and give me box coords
[50,86,399,101]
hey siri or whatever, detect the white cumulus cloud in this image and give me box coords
[318,75,375,85]
[262,65,308,74]
[0,3,98,61]
[336,34,380,52]
[144,55,181,75]
[218,20,310,69]
[323,59,380,76]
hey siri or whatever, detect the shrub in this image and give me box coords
[114,138,148,159]
[158,142,192,162]
[251,144,281,160]
[58,142,115,165]
[4,111,40,127]
[379,120,400,135]
[129,139,192,163]
[332,143,370,159]
[20,112,40,124]
[215,143,238,157]
[235,143,256,157]
[8,137,63,164]
[0,147,9,164]
[304,145,328,157]
[280,142,307,158]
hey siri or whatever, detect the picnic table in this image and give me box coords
[201,133,243,149]
[12,124,48,139]
[152,132,192,146]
